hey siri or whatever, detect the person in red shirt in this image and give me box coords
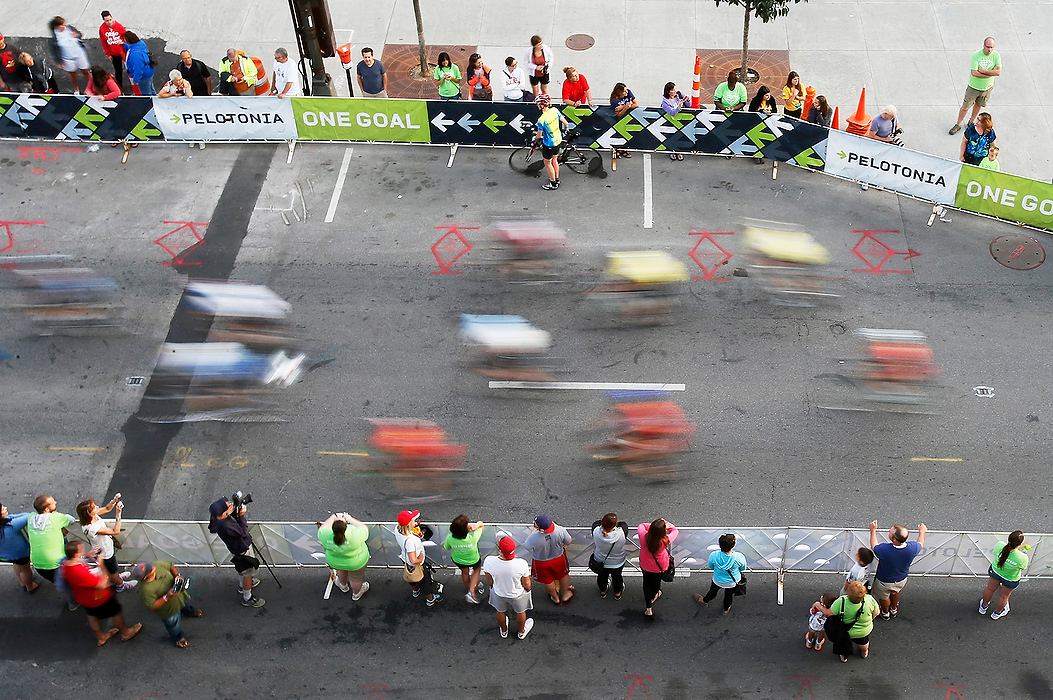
[0,33,23,91]
[61,541,142,646]
[561,66,592,107]
[98,10,127,94]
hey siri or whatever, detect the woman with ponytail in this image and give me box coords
[979,530,1028,619]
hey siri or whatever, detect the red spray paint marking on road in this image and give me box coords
[624,675,654,699]
[688,230,733,280]
[792,674,818,700]
[156,222,209,266]
[431,224,477,274]
[363,684,389,699]
[935,683,967,699]
[18,146,81,161]
[0,221,47,262]
[852,230,919,274]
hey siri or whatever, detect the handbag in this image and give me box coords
[661,545,676,582]
[589,540,616,574]
[823,595,864,655]
[402,562,424,583]
[111,533,122,550]
[733,573,747,596]
[473,84,493,101]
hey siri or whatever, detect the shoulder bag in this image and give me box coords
[661,543,676,582]
[823,596,864,656]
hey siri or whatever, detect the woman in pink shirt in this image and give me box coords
[638,519,678,617]
[85,64,120,99]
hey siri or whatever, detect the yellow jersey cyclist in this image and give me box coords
[535,94,570,191]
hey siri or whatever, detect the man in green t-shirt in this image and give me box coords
[950,37,1001,135]
[25,494,73,583]
[131,561,202,648]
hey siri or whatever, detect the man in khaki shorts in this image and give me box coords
[949,37,1001,135]
[869,521,927,619]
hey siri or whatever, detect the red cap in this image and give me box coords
[397,510,420,527]
[498,536,516,557]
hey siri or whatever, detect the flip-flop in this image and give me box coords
[175,638,189,648]
[97,628,119,646]
[561,589,575,605]
[549,595,561,605]
[190,609,204,618]
[120,623,142,642]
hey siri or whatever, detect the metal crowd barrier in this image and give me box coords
[56,521,1051,604]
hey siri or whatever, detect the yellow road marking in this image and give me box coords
[910,457,962,462]
[318,451,370,456]
[43,447,105,451]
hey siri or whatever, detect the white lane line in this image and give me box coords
[324,147,354,223]
[489,381,685,391]
[643,153,653,229]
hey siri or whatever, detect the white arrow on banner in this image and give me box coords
[509,114,530,134]
[431,112,455,132]
[457,113,480,131]
[594,128,626,150]
[693,111,729,132]
[645,117,680,142]
[637,108,662,121]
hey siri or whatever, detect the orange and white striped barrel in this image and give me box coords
[690,55,701,109]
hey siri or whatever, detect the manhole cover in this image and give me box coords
[990,235,1044,270]
[565,34,594,51]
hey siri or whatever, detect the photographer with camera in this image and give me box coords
[208,493,265,608]
[131,561,202,648]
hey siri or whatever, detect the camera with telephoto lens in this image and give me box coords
[232,491,253,510]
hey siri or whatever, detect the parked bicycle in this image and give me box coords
[508,124,603,176]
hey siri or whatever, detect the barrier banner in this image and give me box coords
[825,129,962,205]
[425,101,540,147]
[153,96,296,140]
[292,97,429,142]
[955,165,1053,231]
[0,93,162,141]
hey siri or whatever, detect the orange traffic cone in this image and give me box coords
[691,55,701,109]
[802,86,816,121]
[845,86,871,135]
[831,106,840,130]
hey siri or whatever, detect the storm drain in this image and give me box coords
[990,235,1044,270]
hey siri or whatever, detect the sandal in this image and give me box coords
[175,638,189,648]
[561,589,575,605]
[677,154,685,161]
[120,623,142,642]
[190,609,204,618]
[549,595,561,606]
[97,628,119,647]
[694,594,708,606]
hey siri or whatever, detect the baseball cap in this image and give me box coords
[130,563,151,581]
[397,509,420,527]
[498,536,516,557]
[534,515,555,533]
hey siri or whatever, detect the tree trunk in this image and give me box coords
[413,0,428,78]
[740,1,751,83]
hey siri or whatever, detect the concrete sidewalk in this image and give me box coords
[3,1,1049,180]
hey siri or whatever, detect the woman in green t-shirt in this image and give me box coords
[443,514,485,603]
[980,530,1029,620]
[317,512,371,600]
[434,52,461,100]
[827,581,880,662]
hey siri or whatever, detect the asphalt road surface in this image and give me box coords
[1,140,1052,698]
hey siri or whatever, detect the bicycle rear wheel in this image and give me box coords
[564,146,603,174]
[509,147,544,174]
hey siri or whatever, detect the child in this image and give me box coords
[442,514,485,603]
[841,546,874,595]
[806,593,836,650]
[980,144,1000,171]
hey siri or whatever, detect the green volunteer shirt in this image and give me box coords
[714,82,747,110]
[830,594,879,639]
[318,524,370,571]
[27,512,72,570]
[443,527,483,566]
[991,543,1027,581]
[979,156,1000,171]
[434,64,462,98]
[968,48,1001,91]
[137,561,189,619]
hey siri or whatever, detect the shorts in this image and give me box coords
[962,85,994,110]
[456,557,481,573]
[363,90,389,99]
[529,72,550,87]
[808,614,826,632]
[37,568,57,582]
[488,589,533,614]
[60,51,90,72]
[0,556,30,566]
[231,552,260,577]
[531,553,569,584]
[870,576,907,601]
[84,596,122,620]
[849,633,871,646]
[988,566,1021,589]
[102,556,119,575]
[541,144,559,159]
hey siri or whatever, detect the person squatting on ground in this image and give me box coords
[639,518,678,617]
[591,513,628,599]
[77,494,136,592]
[979,530,1028,620]
[208,497,265,608]
[395,510,442,606]
[62,541,142,646]
[442,515,485,604]
[805,592,837,650]
[534,93,570,191]
[317,511,370,599]
[869,520,926,619]
[0,502,41,593]
[524,515,574,605]
[950,37,1001,135]
[482,536,534,639]
[131,560,202,648]
[696,532,747,614]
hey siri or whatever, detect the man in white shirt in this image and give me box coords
[270,47,301,99]
[482,536,534,639]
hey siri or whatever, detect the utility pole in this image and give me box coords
[288,0,335,96]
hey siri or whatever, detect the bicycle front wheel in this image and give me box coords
[564,146,603,174]
[509,146,544,174]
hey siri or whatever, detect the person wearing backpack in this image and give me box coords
[123,31,156,95]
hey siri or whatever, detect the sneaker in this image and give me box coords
[335,580,350,594]
[68,601,80,612]
[978,599,989,615]
[119,571,132,581]
[991,602,1010,620]
[518,618,534,640]
[412,589,421,598]
[476,582,486,598]
[814,638,825,651]
[542,181,558,190]
[465,592,480,604]
[241,595,266,608]
[805,634,814,649]
[499,626,508,639]
[889,607,898,618]
[352,581,370,601]
[880,611,890,620]
[115,581,138,592]
[949,123,962,135]
[425,594,442,607]
[599,588,609,598]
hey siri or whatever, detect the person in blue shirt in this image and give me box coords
[0,502,40,593]
[534,93,569,191]
[868,520,926,619]
[695,532,747,614]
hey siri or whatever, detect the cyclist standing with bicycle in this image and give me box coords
[535,94,569,191]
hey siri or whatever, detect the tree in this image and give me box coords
[413,0,429,80]
[713,0,807,84]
